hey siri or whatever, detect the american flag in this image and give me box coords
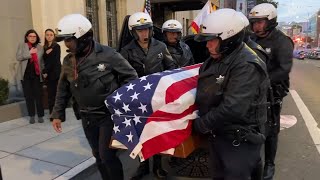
[143,0,152,16]
[105,64,201,161]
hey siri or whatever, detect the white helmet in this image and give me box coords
[195,8,245,41]
[249,3,278,32]
[56,14,92,41]
[128,12,153,31]
[162,19,182,33]
[194,8,245,55]
[236,11,249,27]
[249,3,277,20]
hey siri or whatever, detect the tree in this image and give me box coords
[256,0,279,8]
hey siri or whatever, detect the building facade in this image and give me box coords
[2,0,228,99]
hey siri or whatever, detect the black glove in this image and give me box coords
[193,118,211,134]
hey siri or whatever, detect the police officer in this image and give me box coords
[120,12,176,179]
[249,4,294,180]
[162,19,195,67]
[237,11,269,180]
[236,11,269,64]
[193,9,269,180]
[51,14,138,180]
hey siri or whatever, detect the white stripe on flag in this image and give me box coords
[139,111,198,143]
[156,88,196,114]
[151,67,200,111]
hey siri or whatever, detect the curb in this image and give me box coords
[54,157,96,180]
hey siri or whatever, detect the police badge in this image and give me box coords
[157,52,163,59]
[265,48,271,54]
[97,64,106,72]
[216,75,225,84]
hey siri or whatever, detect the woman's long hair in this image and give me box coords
[44,28,56,49]
[24,29,40,45]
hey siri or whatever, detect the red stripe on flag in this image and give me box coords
[191,21,200,34]
[165,76,198,104]
[148,104,197,122]
[182,63,202,70]
[141,121,193,159]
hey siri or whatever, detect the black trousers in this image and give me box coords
[22,78,44,117]
[263,99,282,180]
[209,136,262,180]
[47,80,58,114]
[81,114,123,180]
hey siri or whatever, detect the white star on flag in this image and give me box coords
[126,131,133,142]
[113,125,120,134]
[133,114,142,125]
[114,109,123,116]
[140,76,147,82]
[143,83,152,91]
[138,103,147,113]
[126,83,135,91]
[122,117,131,127]
[122,103,131,112]
[130,92,140,101]
[113,92,122,102]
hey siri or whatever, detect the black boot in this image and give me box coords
[252,160,263,180]
[264,135,278,180]
[153,155,168,179]
[130,160,150,180]
[97,162,124,180]
[97,163,110,180]
[263,163,275,180]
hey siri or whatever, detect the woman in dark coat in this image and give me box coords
[42,29,61,114]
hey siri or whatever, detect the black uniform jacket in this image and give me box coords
[51,41,138,121]
[195,43,269,133]
[120,38,176,77]
[167,41,195,67]
[252,28,293,85]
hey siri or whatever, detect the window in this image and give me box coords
[106,0,118,48]
[86,0,100,42]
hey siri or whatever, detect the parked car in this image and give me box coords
[293,50,305,60]
[307,50,320,60]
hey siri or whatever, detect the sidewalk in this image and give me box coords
[0,108,210,180]
[0,108,94,180]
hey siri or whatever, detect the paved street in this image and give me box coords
[274,58,320,180]
[1,58,320,180]
[85,58,320,180]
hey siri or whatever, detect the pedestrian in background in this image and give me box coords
[43,28,61,115]
[16,29,44,124]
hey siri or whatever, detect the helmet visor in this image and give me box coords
[56,33,75,42]
[194,33,222,42]
[132,23,153,30]
[163,28,181,33]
